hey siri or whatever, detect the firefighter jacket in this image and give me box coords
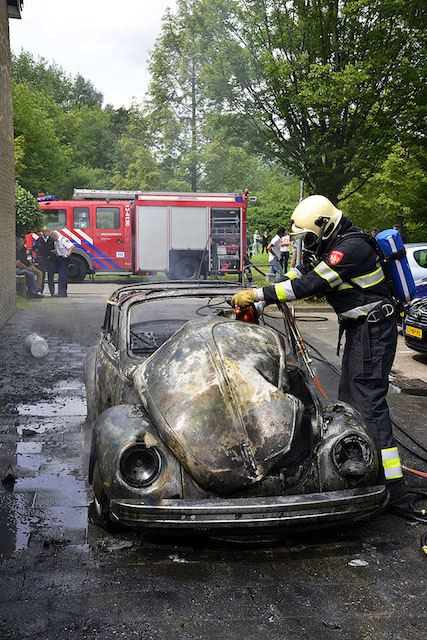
[262,217,389,320]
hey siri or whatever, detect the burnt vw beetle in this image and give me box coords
[84,283,387,533]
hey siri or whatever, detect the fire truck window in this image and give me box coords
[44,209,66,230]
[73,207,90,229]
[96,207,120,230]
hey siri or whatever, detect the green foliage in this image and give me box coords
[12,81,68,194]
[342,143,427,240]
[248,168,301,235]
[11,4,425,238]
[145,1,213,190]
[198,0,426,202]
[15,183,44,236]
[12,50,103,108]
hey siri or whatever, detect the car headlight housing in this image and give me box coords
[120,445,161,488]
[332,433,374,477]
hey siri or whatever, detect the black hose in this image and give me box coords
[421,531,427,555]
[304,337,427,458]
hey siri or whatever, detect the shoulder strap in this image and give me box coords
[334,229,402,310]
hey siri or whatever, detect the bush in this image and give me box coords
[15,183,44,236]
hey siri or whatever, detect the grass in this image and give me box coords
[16,294,30,310]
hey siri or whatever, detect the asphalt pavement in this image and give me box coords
[0,281,426,640]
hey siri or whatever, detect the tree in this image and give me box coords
[12,81,69,194]
[247,166,301,234]
[342,143,427,239]
[15,183,44,236]
[146,1,214,191]
[11,50,103,108]
[199,0,426,202]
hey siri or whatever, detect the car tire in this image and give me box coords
[173,256,201,280]
[67,255,87,282]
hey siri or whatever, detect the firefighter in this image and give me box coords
[231,195,407,504]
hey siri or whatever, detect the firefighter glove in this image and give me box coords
[231,288,264,308]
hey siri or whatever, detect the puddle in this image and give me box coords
[17,380,86,417]
[18,396,86,417]
[0,377,91,556]
[0,493,39,556]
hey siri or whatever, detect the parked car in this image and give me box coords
[405,243,427,284]
[84,283,387,534]
[403,295,427,353]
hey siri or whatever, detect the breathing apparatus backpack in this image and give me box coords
[375,229,416,305]
[335,228,416,312]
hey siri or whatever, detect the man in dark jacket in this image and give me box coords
[232,195,406,503]
[33,226,56,296]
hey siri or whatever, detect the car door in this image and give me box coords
[95,303,123,415]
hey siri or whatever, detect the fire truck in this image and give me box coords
[29,189,254,282]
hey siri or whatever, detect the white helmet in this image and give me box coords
[290,195,342,242]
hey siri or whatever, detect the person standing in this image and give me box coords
[50,231,73,297]
[231,195,406,505]
[267,227,286,280]
[279,228,291,273]
[261,231,269,254]
[393,223,407,243]
[252,229,261,256]
[33,226,56,296]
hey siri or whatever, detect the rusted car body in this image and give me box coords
[84,283,388,532]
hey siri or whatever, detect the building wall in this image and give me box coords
[0,0,16,329]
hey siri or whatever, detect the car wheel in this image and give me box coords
[173,256,200,280]
[67,255,87,282]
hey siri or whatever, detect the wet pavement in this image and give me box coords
[0,283,426,639]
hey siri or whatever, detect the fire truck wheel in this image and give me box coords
[67,255,87,282]
[174,256,201,280]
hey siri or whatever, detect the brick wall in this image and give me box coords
[0,0,16,329]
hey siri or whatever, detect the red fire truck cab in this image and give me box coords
[31,189,252,282]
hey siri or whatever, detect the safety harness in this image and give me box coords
[334,230,400,370]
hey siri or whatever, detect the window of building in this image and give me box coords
[96,207,120,229]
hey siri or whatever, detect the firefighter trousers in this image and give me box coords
[338,313,403,487]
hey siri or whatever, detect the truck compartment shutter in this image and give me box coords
[136,206,168,271]
[170,207,207,250]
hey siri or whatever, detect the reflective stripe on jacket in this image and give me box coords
[263,218,389,317]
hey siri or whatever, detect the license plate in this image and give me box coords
[405,325,423,338]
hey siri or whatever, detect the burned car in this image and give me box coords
[84,283,388,533]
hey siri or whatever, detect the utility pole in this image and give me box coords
[296,179,304,265]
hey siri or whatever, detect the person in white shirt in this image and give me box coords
[252,229,261,256]
[280,229,291,273]
[50,231,74,297]
[267,226,286,280]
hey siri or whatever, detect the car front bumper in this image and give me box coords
[404,319,427,352]
[110,486,388,530]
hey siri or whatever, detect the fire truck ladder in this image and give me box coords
[73,189,140,201]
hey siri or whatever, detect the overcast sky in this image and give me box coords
[9,0,177,108]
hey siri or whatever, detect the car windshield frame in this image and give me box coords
[109,286,294,361]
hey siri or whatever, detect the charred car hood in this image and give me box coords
[132,316,303,494]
